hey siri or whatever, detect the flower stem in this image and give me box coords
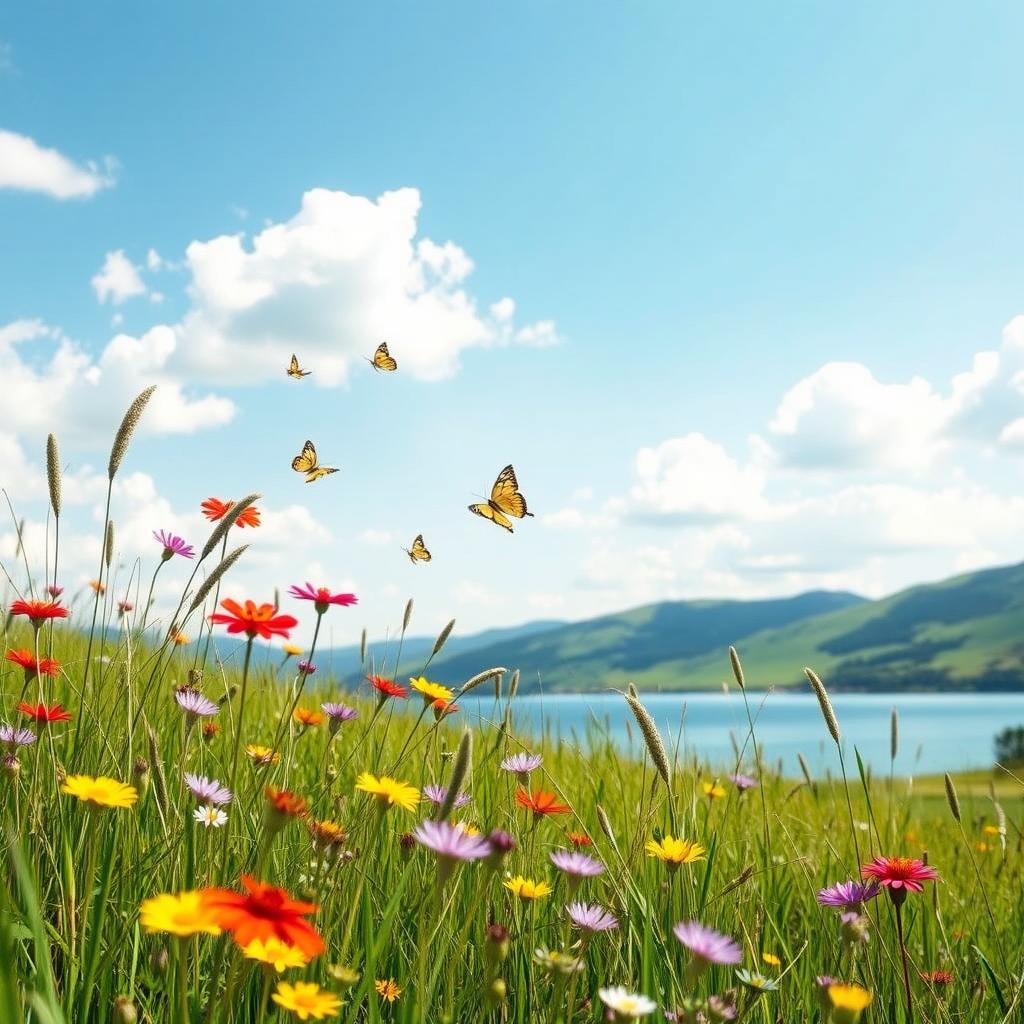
[894,900,914,1024]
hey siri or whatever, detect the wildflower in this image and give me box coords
[293,707,324,728]
[503,876,552,901]
[2,753,20,778]
[297,660,316,676]
[62,774,137,809]
[567,830,592,847]
[153,529,195,560]
[308,819,348,852]
[485,923,510,966]
[202,721,220,741]
[422,783,471,809]
[327,965,361,988]
[702,781,726,800]
[550,849,604,880]
[355,772,419,812]
[9,599,67,626]
[117,600,134,616]
[265,786,310,822]
[113,997,138,1024]
[515,787,571,817]
[414,819,492,864]
[321,702,358,735]
[194,806,228,828]
[288,583,358,615]
[861,856,939,904]
[184,773,233,806]
[282,643,303,658]
[729,773,758,791]
[975,841,990,853]
[566,901,618,933]
[409,676,453,704]
[487,829,516,864]
[533,947,584,975]
[367,675,408,702]
[432,698,460,719]
[454,821,481,836]
[816,880,880,911]
[201,876,325,957]
[645,835,706,870]
[735,970,778,992]
[175,687,219,719]
[500,751,542,784]
[17,702,71,724]
[210,598,298,640]
[673,922,743,969]
[920,970,954,987]
[245,744,281,765]
[839,911,870,947]
[272,981,342,1020]
[89,580,105,594]
[6,648,60,678]
[201,497,261,528]
[597,986,657,1020]
[170,629,190,646]
[762,952,781,967]
[243,936,310,972]
[140,891,222,937]
[0,725,36,749]
[374,978,402,1003]
[47,584,64,598]
[982,824,1001,836]
[827,983,873,1023]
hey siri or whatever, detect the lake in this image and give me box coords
[461,691,1024,776]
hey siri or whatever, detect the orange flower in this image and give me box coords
[431,698,460,719]
[265,786,309,820]
[201,498,261,528]
[5,649,60,678]
[293,707,325,728]
[201,876,325,957]
[202,722,220,740]
[89,580,106,594]
[567,831,593,847]
[515,787,571,817]
[17,702,71,724]
[210,598,297,641]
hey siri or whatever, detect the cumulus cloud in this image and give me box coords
[92,250,147,304]
[0,128,116,199]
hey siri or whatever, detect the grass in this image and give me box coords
[1,394,1023,1024]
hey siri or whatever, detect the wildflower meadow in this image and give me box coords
[1,387,1021,1024]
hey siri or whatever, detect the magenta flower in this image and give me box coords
[413,820,493,863]
[487,829,516,862]
[184,772,232,806]
[500,752,543,781]
[861,856,940,894]
[297,660,316,676]
[729,773,758,791]
[673,921,743,968]
[550,850,605,878]
[47,584,64,598]
[288,583,358,615]
[566,901,618,933]
[174,688,218,718]
[153,529,195,560]
[817,880,880,910]
[423,783,471,809]
[0,724,36,749]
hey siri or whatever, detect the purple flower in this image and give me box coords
[321,702,358,735]
[815,976,838,988]
[413,820,493,862]
[184,772,233,806]
[816,880,880,910]
[500,752,542,777]
[423,783,472,809]
[174,688,218,718]
[566,901,618,933]
[729,773,758,791]
[0,724,36,748]
[550,849,605,878]
[673,921,743,966]
[487,829,516,861]
[153,530,195,560]
[298,660,316,676]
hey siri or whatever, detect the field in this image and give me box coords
[2,395,1023,1024]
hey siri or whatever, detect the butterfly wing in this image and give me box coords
[469,502,514,532]
[304,466,339,483]
[291,440,318,474]
[489,464,532,519]
[287,354,301,377]
[372,342,398,372]
[411,534,431,561]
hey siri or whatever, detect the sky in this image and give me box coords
[2,3,1024,646]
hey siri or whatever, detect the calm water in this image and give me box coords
[462,692,1024,775]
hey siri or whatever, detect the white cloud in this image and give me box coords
[0,129,116,199]
[358,528,394,546]
[92,250,147,304]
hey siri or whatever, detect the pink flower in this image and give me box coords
[861,856,939,896]
[288,583,358,615]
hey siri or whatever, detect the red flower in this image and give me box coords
[47,585,64,598]
[431,698,460,719]
[265,786,309,819]
[200,876,324,957]
[920,970,954,987]
[368,675,408,701]
[209,599,298,641]
[567,831,593,847]
[861,856,939,895]
[5,649,60,677]
[9,600,67,625]
[201,498,261,528]
[288,583,358,614]
[515,787,572,817]
[17,702,72,724]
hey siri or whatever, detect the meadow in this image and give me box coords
[1,389,1022,1024]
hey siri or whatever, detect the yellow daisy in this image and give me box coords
[245,744,281,765]
[243,937,310,972]
[702,781,726,800]
[355,772,419,812]
[409,676,454,704]
[282,643,304,658]
[62,774,138,809]
[272,981,342,1020]
[644,835,706,868]
[762,952,781,968]
[828,983,873,1019]
[139,891,221,937]
[375,978,402,1003]
[503,876,552,901]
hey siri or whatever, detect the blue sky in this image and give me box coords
[3,3,1024,644]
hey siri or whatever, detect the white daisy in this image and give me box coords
[194,805,227,828]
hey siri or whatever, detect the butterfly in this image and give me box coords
[291,440,339,483]
[468,465,534,533]
[367,342,398,372]
[402,534,432,563]
[286,354,311,379]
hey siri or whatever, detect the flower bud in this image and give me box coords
[485,923,510,967]
[150,946,169,976]
[487,978,506,1005]
[328,964,361,989]
[113,996,139,1023]
[486,829,516,866]
[133,757,151,801]
[2,754,20,779]
[399,832,416,860]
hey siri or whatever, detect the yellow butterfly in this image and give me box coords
[291,440,339,483]
[403,534,432,563]
[286,354,311,379]
[367,341,398,372]
[469,465,534,533]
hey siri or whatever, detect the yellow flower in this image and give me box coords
[975,842,990,853]
[375,978,402,1003]
[245,744,281,765]
[62,774,138,809]
[455,822,481,836]
[243,937,310,972]
[89,580,105,594]
[355,772,419,812]
[293,707,325,727]
[139,891,221,937]
[272,981,342,1020]
[761,952,781,968]
[702,781,726,800]
[828,983,873,1016]
[409,676,454,703]
[282,643,304,658]
[503,876,552,901]
[982,824,1001,836]
[644,835,706,868]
